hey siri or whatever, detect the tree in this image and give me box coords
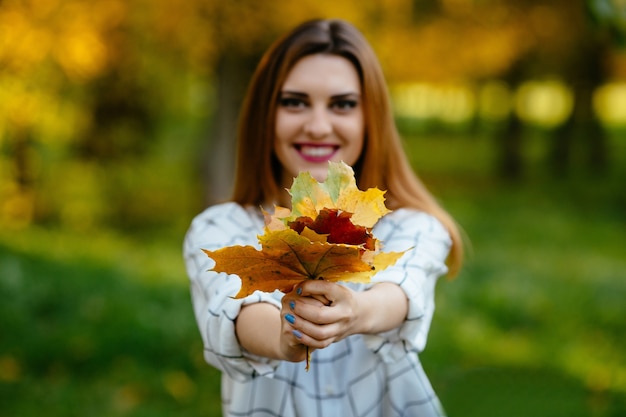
[1,0,619,229]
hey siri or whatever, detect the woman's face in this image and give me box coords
[274,54,365,185]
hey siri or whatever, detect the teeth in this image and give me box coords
[300,146,335,157]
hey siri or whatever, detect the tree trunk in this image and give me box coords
[498,115,524,180]
[497,61,527,181]
[549,119,571,178]
[202,52,255,206]
[553,39,607,178]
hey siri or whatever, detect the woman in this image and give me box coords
[184,18,463,417]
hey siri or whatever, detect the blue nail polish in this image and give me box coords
[285,313,295,324]
[289,301,295,310]
[292,329,302,339]
[296,287,302,295]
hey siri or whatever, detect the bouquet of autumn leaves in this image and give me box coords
[202,161,404,368]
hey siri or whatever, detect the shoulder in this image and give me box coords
[373,208,452,273]
[375,208,449,239]
[191,202,261,227]
[186,202,264,248]
[372,208,451,255]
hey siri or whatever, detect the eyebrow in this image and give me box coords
[331,92,361,100]
[279,91,308,98]
[280,90,361,100]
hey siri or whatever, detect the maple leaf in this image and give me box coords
[204,229,375,299]
[203,161,404,299]
[289,208,376,250]
[287,162,390,228]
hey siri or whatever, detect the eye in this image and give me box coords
[331,99,358,112]
[278,97,307,109]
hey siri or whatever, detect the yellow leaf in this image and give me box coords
[289,171,333,220]
[285,161,389,227]
[335,187,390,228]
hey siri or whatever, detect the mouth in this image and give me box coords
[295,144,339,163]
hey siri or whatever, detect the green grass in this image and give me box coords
[1,132,625,416]
[407,132,626,417]
[0,230,223,417]
[423,183,626,417]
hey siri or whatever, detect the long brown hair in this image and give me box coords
[231,19,463,276]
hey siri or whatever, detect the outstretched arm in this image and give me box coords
[235,295,328,363]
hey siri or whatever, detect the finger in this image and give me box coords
[285,285,329,306]
[311,294,331,306]
[291,324,335,350]
[286,306,340,341]
[296,280,337,304]
[282,294,325,314]
[288,295,338,326]
[280,325,311,363]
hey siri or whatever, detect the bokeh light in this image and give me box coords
[514,79,574,129]
[593,81,626,127]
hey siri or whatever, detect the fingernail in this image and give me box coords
[289,301,295,310]
[296,287,302,295]
[285,313,295,324]
[292,329,302,339]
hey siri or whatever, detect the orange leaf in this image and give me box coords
[204,229,374,299]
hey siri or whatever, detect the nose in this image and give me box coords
[304,107,332,139]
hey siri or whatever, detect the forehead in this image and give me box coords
[282,54,361,92]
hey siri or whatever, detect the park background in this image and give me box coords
[1,0,625,415]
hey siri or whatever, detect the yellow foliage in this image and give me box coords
[0,182,35,230]
[0,0,120,79]
[0,76,87,143]
[0,0,601,234]
[54,27,108,81]
[0,10,51,71]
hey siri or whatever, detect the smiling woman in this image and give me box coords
[184,18,464,417]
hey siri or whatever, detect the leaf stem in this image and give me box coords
[305,347,311,371]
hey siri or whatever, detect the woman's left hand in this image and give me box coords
[281,280,365,350]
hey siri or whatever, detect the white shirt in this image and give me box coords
[184,202,451,417]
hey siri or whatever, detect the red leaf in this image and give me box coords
[289,208,376,250]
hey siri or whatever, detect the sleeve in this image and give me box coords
[361,208,452,363]
[183,203,283,381]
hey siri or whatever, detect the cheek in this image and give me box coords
[275,112,300,142]
[347,118,366,163]
[339,117,365,146]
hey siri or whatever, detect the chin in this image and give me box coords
[296,165,329,182]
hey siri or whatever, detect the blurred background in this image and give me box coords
[1,0,625,416]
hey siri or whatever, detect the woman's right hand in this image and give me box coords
[279,287,328,362]
[235,287,330,363]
